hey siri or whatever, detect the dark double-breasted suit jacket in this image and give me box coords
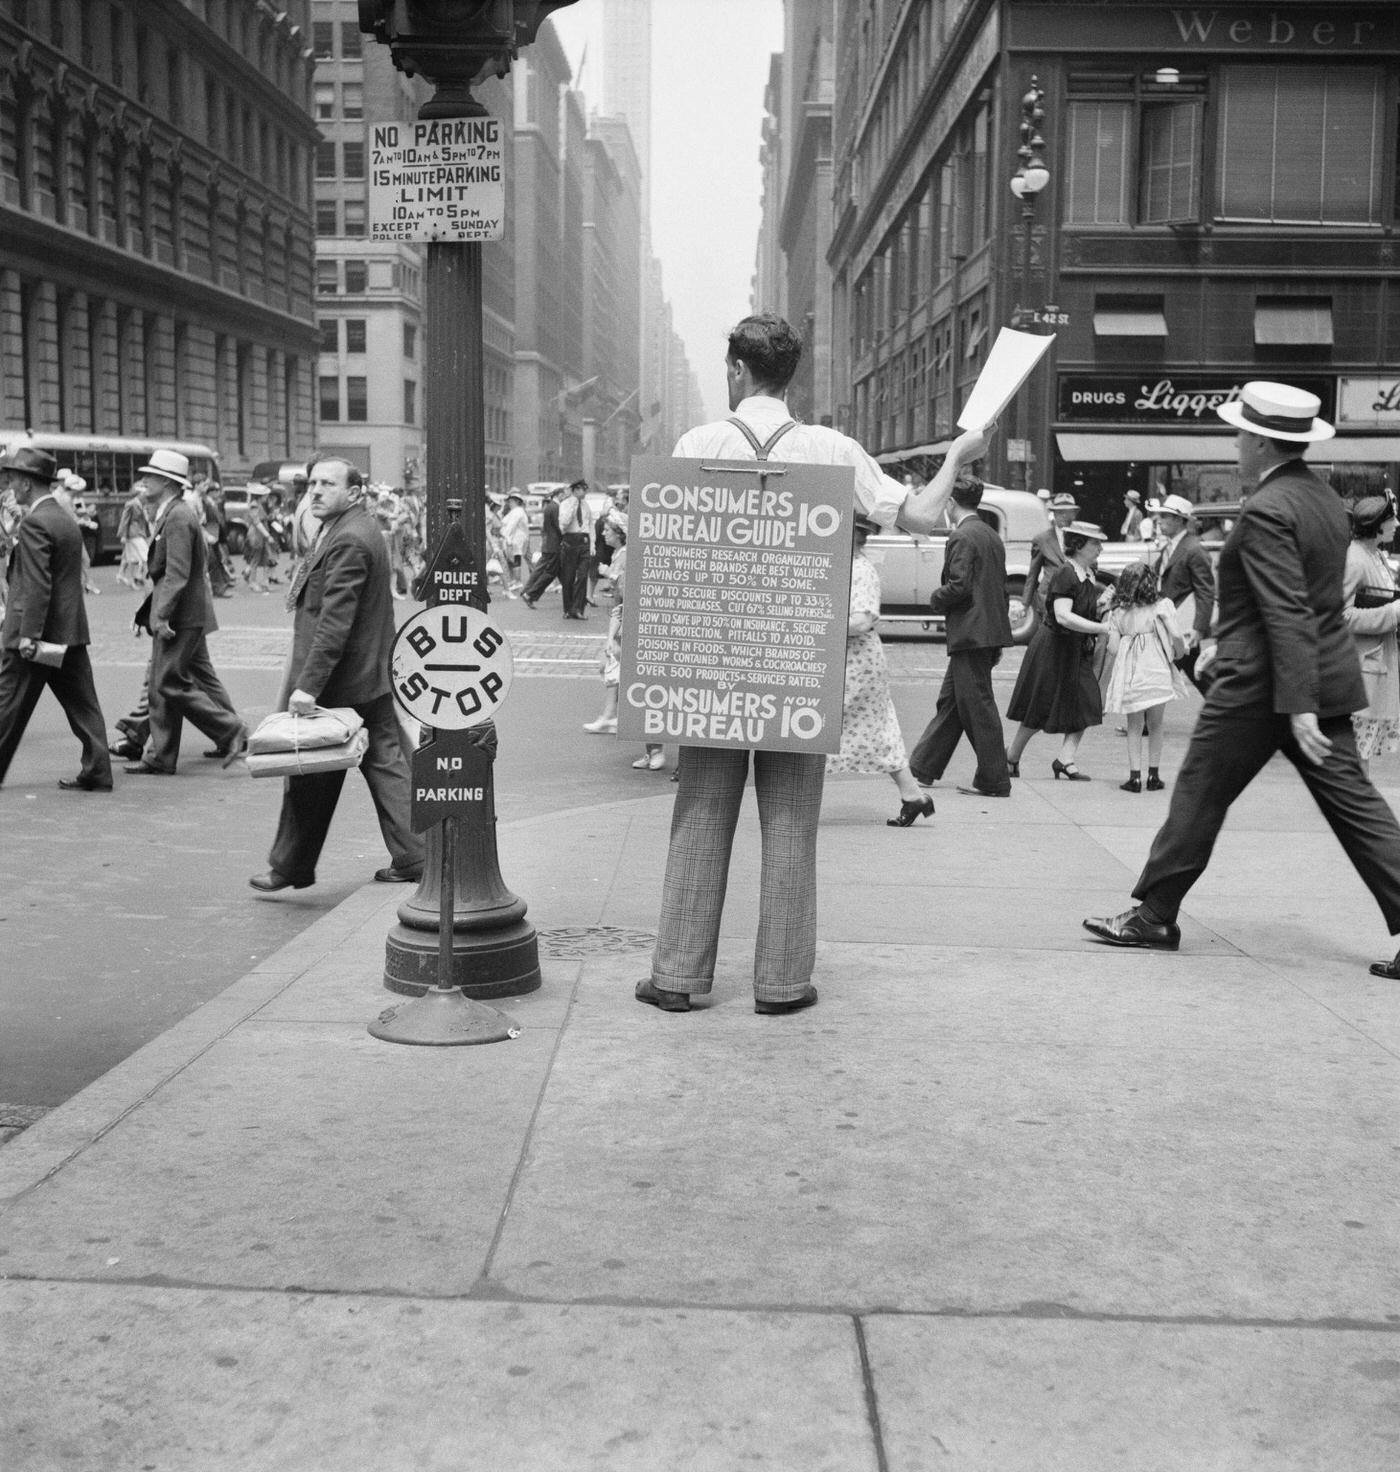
[0,494,109,785]
[147,497,217,632]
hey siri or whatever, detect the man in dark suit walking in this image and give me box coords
[250,457,424,892]
[125,450,245,776]
[1026,491,1078,615]
[909,475,1014,797]
[1084,382,1400,975]
[0,445,112,791]
[520,486,566,608]
[1152,492,1215,688]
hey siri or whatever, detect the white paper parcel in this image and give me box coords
[956,328,1056,432]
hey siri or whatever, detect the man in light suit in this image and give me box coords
[909,474,1014,797]
[1085,382,1400,973]
[1152,492,1215,688]
[0,445,112,791]
[637,312,989,1016]
[125,449,245,775]
[1025,491,1079,616]
[250,458,424,892]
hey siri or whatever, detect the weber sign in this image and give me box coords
[369,118,504,242]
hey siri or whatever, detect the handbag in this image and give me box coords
[245,706,368,779]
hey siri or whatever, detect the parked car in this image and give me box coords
[225,460,309,554]
[861,484,1048,644]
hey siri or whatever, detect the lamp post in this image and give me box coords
[1009,76,1050,491]
[359,1,577,1000]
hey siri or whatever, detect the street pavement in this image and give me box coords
[2,587,1398,1466]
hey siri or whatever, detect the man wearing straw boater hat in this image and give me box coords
[1025,490,1079,616]
[1085,381,1400,978]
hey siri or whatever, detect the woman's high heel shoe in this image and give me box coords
[887,795,935,827]
[1052,759,1091,781]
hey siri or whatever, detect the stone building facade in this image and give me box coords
[0,0,320,481]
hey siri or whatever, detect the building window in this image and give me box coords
[319,375,340,421]
[315,142,336,179]
[344,259,367,294]
[1141,102,1202,222]
[342,83,363,120]
[343,198,366,237]
[346,376,368,422]
[342,142,365,179]
[341,22,362,60]
[316,260,338,295]
[1217,65,1383,225]
[314,82,335,120]
[313,21,334,59]
[404,380,416,425]
[1065,102,1131,225]
[315,199,338,235]
[403,322,417,359]
[345,319,367,354]
[319,318,338,353]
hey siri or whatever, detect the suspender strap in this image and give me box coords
[726,416,797,461]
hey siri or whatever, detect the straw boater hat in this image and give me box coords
[136,448,192,490]
[1217,381,1335,442]
[1048,492,1080,512]
[1066,520,1108,542]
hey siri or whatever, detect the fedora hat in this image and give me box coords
[1151,493,1195,520]
[1217,381,1335,442]
[0,444,57,483]
[1048,492,1080,511]
[135,448,192,489]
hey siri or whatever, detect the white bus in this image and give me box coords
[0,432,220,560]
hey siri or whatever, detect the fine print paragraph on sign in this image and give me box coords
[618,456,855,755]
[369,118,504,243]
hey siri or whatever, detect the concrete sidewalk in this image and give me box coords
[2,752,1398,1470]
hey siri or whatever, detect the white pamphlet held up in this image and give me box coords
[956,328,1056,431]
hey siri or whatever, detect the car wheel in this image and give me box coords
[226,524,246,556]
[1006,578,1037,646]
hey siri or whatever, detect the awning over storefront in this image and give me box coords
[876,440,951,464]
[1057,432,1400,463]
[1254,303,1334,346]
[1093,310,1167,337]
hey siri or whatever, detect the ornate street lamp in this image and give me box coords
[1009,76,1050,489]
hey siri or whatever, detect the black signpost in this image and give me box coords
[371,513,523,1046]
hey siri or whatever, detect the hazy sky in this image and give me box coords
[550,0,785,422]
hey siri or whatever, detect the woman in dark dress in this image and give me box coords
[1005,521,1111,780]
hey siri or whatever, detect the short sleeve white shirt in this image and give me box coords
[672,396,909,530]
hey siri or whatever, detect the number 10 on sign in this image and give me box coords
[390,606,514,729]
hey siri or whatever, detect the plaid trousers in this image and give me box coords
[651,745,825,1001]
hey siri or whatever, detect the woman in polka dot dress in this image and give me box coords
[827,515,934,826]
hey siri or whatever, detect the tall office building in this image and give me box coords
[0,0,319,478]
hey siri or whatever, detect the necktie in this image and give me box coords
[285,528,322,611]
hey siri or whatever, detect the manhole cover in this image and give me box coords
[538,926,656,958]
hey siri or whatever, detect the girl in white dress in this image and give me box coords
[1103,561,1190,792]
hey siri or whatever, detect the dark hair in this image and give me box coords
[950,473,984,510]
[727,313,803,391]
[1350,495,1397,540]
[1063,531,1093,557]
[569,478,589,492]
[1111,560,1160,608]
[306,456,364,490]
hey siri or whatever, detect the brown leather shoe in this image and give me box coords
[249,870,313,893]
